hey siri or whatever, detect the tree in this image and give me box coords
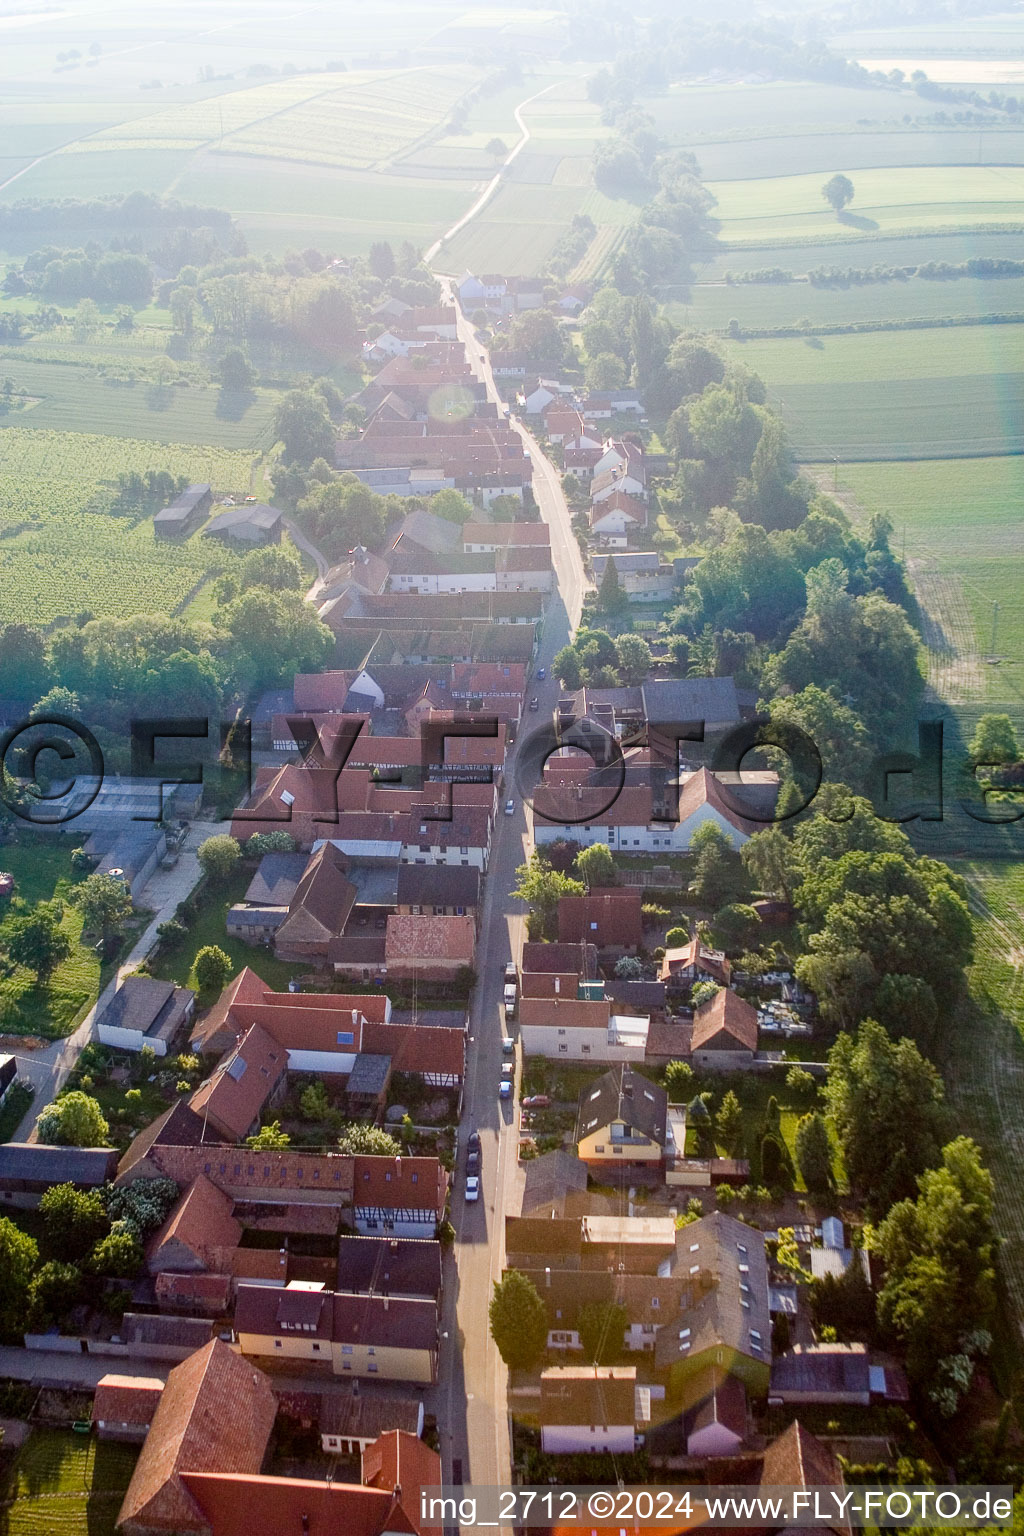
[614,955,643,979]
[218,347,255,392]
[238,546,303,593]
[220,587,333,690]
[0,1218,38,1341]
[716,1089,744,1157]
[38,1183,109,1261]
[688,1094,716,1157]
[90,1227,143,1278]
[194,945,234,994]
[274,389,335,465]
[578,1300,629,1364]
[485,136,508,158]
[246,1121,291,1149]
[968,712,1020,766]
[6,904,71,981]
[761,1132,791,1189]
[576,843,616,890]
[710,903,761,953]
[512,853,584,937]
[586,351,627,390]
[106,1177,178,1238]
[552,645,582,691]
[690,980,720,1011]
[598,557,628,617]
[300,1081,331,1121]
[795,1112,834,1194]
[615,633,651,685]
[429,488,473,524]
[822,174,855,213]
[665,926,688,948]
[29,1261,83,1328]
[368,241,395,281]
[197,834,241,883]
[335,1123,402,1155]
[489,1269,549,1371]
[71,873,132,941]
[877,1137,995,1409]
[741,826,799,905]
[690,823,749,910]
[36,1091,109,1147]
[664,1060,693,1099]
[824,1019,948,1217]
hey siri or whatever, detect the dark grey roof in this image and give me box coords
[320,1387,421,1438]
[0,1144,118,1186]
[575,1066,668,1146]
[520,1150,589,1217]
[153,484,211,524]
[347,859,400,908]
[641,677,740,727]
[121,1312,214,1348]
[655,1212,770,1372]
[394,509,462,556]
[388,548,495,578]
[96,977,193,1043]
[205,502,283,535]
[228,904,286,929]
[336,1236,442,1300]
[252,688,294,726]
[770,1345,870,1397]
[117,1100,213,1178]
[347,1054,392,1096]
[396,864,480,909]
[606,980,667,1010]
[522,942,597,978]
[244,853,308,906]
[332,1293,437,1351]
[327,934,387,964]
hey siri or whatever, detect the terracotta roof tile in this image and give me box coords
[691,989,758,1053]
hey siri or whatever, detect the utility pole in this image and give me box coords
[991,601,1000,656]
[833,456,838,492]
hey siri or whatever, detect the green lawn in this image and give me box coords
[147,866,304,998]
[675,273,1024,334]
[708,165,1024,243]
[695,126,1024,182]
[723,326,1024,459]
[0,1429,139,1536]
[0,840,104,1038]
[645,79,942,144]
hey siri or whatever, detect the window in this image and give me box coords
[313,1343,321,1352]
[613,1145,622,1153]
[689,1242,699,1253]
[678,1328,690,1340]
[342,1345,353,1355]
[368,1362,378,1373]
[651,1297,659,1309]
[737,1243,748,1256]
[342,1361,351,1370]
[582,1044,591,1054]
[690,1264,700,1275]
[558,1043,567,1053]
[595,1146,605,1154]
[590,921,598,931]
[274,1340,282,1349]
[557,1028,566,1036]
[411,1172,418,1184]
[337,1031,354,1045]
[368,1347,376,1356]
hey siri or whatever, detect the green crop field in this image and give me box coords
[689,229,1024,280]
[0,842,104,1038]
[839,457,1024,702]
[646,80,940,144]
[1,1428,139,1536]
[0,426,254,497]
[708,165,1024,242]
[674,274,1024,333]
[696,127,1024,182]
[724,325,1024,458]
[0,148,195,203]
[0,359,278,448]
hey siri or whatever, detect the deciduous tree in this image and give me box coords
[489,1269,549,1371]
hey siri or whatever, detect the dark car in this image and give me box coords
[466,1149,481,1176]
[466,1129,481,1155]
[529,697,539,711]
[536,666,546,680]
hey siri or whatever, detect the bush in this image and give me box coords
[665,925,688,947]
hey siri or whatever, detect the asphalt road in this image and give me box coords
[429,288,589,1505]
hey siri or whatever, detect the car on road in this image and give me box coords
[505,798,515,815]
[502,1036,515,1054]
[465,1175,480,1202]
[529,697,539,711]
[499,1080,512,1099]
[466,1147,480,1176]
[504,961,517,982]
[466,1130,481,1155]
[522,1094,550,1108]
[536,666,546,680]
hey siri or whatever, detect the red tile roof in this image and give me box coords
[384,914,476,966]
[294,670,355,713]
[181,1473,420,1536]
[189,1023,287,1142]
[691,988,758,1054]
[147,1174,241,1271]
[363,1430,443,1536]
[117,1340,275,1534]
[92,1375,163,1429]
[557,888,643,947]
[353,1156,448,1217]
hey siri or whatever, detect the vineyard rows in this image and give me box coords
[0,427,254,491]
[0,514,233,625]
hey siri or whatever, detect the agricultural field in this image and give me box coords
[674,274,1024,333]
[0,1428,139,1536]
[689,230,1024,281]
[695,127,1024,182]
[724,325,1024,459]
[838,457,1024,704]
[0,359,279,449]
[941,861,1024,1328]
[708,165,1024,243]
[645,79,940,146]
